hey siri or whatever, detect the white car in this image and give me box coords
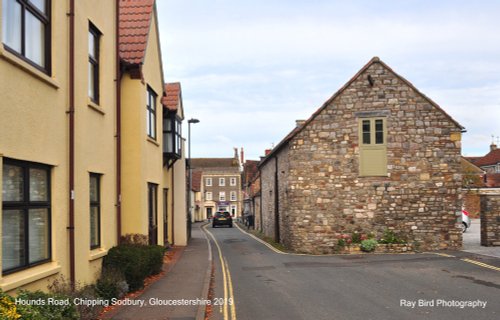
[461,210,471,233]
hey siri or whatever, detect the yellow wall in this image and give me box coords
[121,13,165,244]
[0,0,117,292]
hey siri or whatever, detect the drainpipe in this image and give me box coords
[115,0,122,244]
[171,166,175,245]
[68,0,76,287]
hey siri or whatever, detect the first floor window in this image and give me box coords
[230,191,237,201]
[205,178,212,186]
[88,22,101,103]
[2,0,51,72]
[206,192,212,201]
[89,173,101,249]
[219,178,225,186]
[147,86,157,139]
[359,117,387,176]
[219,192,226,201]
[2,159,51,273]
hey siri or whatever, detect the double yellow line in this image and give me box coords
[461,258,500,271]
[203,225,237,320]
[425,252,500,272]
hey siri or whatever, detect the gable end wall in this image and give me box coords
[283,62,462,253]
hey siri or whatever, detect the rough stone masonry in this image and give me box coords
[259,57,464,254]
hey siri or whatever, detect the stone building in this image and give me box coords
[259,57,465,254]
[242,159,260,226]
[191,150,242,219]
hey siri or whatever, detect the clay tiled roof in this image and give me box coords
[471,149,500,167]
[119,0,155,66]
[243,160,260,186]
[191,171,202,192]
[163,82,181,111]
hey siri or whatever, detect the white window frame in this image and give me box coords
[230,191,237,201]
[219,192,226,201]
[206,192,212,201]
[219,178,225,186]
[230,177,237,186]
[206,178,212,187]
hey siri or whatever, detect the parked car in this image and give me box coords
[461,209,471,233]
[212,211,233,228]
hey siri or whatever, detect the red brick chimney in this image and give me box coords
[265,149,272,156]
[241,147,245,164]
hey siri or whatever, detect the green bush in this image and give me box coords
[47,276,102,320]
[378,229,406,244]
[103,244,165,291]
[360,239,378,252]
[95,268,128,302]
[16,290,79,320]
[0,290,21,319]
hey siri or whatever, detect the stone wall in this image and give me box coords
[279,60,463,254]
[480,194,500,246]
[259,148,290,241]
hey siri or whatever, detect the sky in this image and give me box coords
[156,0,500,160]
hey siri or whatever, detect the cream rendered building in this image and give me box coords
[0,0,118,292]
[0,0,187,294]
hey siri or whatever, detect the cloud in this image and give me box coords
[157,0,500,159]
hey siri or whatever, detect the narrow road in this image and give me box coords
[203,223,500,320]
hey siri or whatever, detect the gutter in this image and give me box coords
[115,0,122,244]
[68,0,76,286]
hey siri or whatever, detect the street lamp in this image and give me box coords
[187,118,200,240]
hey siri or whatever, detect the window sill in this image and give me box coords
[147,137,160,147]
[88,100,105,115]
[89,248,108,261]
[0,262,61,292]
[0,46,59,89]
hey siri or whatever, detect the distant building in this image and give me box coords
[466,142,500,188]
[191,150,242,218]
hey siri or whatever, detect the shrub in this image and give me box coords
[103,244,165,291]
[95,268,128,302]
[351,232,361,244]
[47,276,101,320]
[120,233,149,246]
[16,290,79,320]
[378,229,406,244]
[0,290,21,319]
[360,239,378,252]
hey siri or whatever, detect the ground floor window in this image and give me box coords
[148,183,158,245]
[89,173,101,249]
[2,159,51,273]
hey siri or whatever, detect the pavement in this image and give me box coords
[105,222,211,320]
[462,218,500,258]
